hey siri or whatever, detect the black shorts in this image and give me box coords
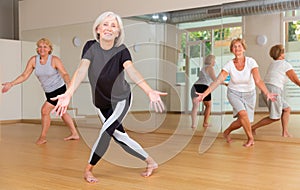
[190,84,211,101]
[45,85,66,106]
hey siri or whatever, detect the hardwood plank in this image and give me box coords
[1,116,300,189]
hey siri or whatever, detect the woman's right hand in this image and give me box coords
[51,93,72,116]
[148,90,168,113]
[1,82,13,93]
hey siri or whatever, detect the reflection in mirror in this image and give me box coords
[126,0,300,141]
[18,0,300,144]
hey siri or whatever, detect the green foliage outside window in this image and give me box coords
[288,21,300,42]
[181,27,241,59]
[180,30,211,59]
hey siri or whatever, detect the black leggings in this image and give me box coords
[89,95,148,165]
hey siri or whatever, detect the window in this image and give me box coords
[176,17,242,112]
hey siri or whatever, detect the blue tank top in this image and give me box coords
[34,55,65,93]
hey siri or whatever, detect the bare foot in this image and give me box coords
[84,171,98,183]
[203,123,209,128]
[191,125,197,129]
[243,140,254,147]
[282,132,292,137]
[64,134,80,141]
[36,137,47,145]
[141,163,158,177]
[223,131,232,143]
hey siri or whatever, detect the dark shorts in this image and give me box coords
[45,85,66,106]
[190,84,211,101]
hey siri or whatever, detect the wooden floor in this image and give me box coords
[2,113,300,190]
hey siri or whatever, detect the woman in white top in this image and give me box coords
[252,44,300,137]
[190,55,217,128]
[196,38,277,147]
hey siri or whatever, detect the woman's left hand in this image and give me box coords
[148,90,168,112]
[195,92,205,102]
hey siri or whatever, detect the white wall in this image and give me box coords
[0,39,22,120]
[19,0,245,32]
[243,13,282,111]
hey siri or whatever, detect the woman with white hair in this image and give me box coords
[51,11,167,183]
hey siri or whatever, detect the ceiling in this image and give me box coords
[131,0,300,24]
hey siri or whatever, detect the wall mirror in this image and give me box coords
[19,0,300,143]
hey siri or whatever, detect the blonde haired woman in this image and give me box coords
[2,38,79,144]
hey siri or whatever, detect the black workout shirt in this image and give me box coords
[82,40,131,109]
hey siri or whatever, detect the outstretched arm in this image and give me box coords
[207,66,228,86]
[123,60,167,112]
[286,69,300,87]
[2,56,35,93]
[51,59,90,116]
[252,67,277,101]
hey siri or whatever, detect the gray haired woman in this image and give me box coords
[190,55,217,128]
[51,11,167,183]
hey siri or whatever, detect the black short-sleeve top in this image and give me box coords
[82,40,131,108]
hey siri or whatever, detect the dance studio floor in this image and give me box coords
[1,113,300,189]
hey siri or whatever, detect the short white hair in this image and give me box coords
[204,54,215,65]
[92,11,125,47]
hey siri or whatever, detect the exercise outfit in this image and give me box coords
[263,59,292,119]
[34,54,66,106]
[191,65,213,101]
[82,40,148,165]
[223,57,258,122]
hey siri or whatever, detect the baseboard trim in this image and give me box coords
[0,119,22,124]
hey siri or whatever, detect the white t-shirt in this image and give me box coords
[264,59,293,90]
[223,57,258,92]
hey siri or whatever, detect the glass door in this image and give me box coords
[283,15,300,111]
[185,40,211,113]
